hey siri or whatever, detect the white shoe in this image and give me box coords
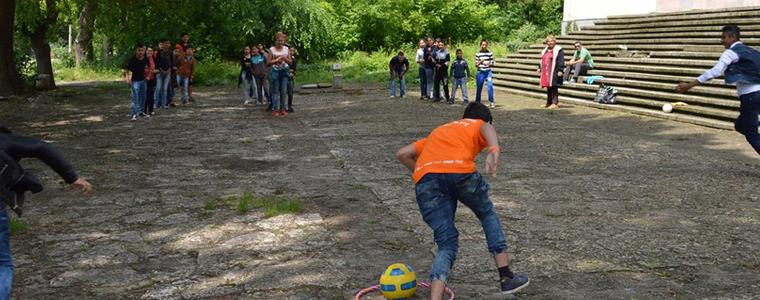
[390,95,395,98]
[244,100,252,105]
[490,102,495,108]
[131,115,137,121]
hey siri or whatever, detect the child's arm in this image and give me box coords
[480,123,499,177]
[396,143,419,171]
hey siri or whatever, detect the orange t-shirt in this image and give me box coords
[412,119,488,183]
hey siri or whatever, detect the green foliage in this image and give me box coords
[54,66,121,82]
[193,60,239,86]
[236,192,254,214]
[506,23,543,51]
[252,196,303,218]
[10,218,28,236]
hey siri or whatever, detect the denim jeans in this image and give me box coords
[269,68,290,111]
[130,80,147,116]
[154,73,170,109]
[424,67,434,98]
[177,76,190,104]
[476,70,494,103]
[736,91,760,154]
[418,67,427,98]
[415,172,508,282]
[391,74,406,97]
[451,77,468,101]
[0,208,13,300]
[241,74,254,102]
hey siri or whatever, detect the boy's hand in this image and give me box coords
[71,177,93,196]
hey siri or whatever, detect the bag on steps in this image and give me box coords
[595,84,617,104]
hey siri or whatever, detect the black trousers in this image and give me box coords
[145,79,156,113]
[433,67,450,101]
[546,86,559,105]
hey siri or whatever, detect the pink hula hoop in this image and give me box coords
[354,281,455,300]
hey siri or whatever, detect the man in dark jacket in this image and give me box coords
[0,125,92,299]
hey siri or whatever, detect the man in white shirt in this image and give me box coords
[416,39,428,100]
[677,25,760,154]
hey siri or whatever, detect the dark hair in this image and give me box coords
[481,39,488,44]
[135,42,145,49]
[456,48,462,53]
[397,51,404,56]
[0,125,10,134]
[181,33,189,37]
[463,102,492,123]
[574,40,582,45]
[160,38,169,43]
[722,25,741,39]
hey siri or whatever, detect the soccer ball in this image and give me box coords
[662,103,673,113]
[379,263,417,299]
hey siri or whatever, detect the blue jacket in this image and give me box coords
[450,58,470,79]
[725,43,760,85]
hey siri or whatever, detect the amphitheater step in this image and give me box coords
[493,86,734,130]
[594,9,760,26]
[571,25,760,36]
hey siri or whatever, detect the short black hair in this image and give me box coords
[722,25,741,39]
[397,51,404,56]
[456,49,462,53]
[135,42,145,49]
[181,33,189,37]
[463,102,492,123]
[160,37,169,43]
[0,125,11,134]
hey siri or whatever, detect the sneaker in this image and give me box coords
[273,111,280,116]
[244,100,252,105]
[287,107,294,113]
[400,94,406,98]
[169,103,177,107]
[139,112,147,117]
[489,102,495,108]
[563,81,571,85]
[280,109,287,116]
[549,104,559,109]
[150,111,155,115]
[131,115,137,122]
[501,274,530,294]
[390,95,396,98]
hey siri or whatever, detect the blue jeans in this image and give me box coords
[736,91,760,154]
[418,67,427,97]
[269,68,290,111]
[452,77,469,101]
[476,70,494,103]
[415,172,507,282]
[154,73,170,109]
[0,208,13,300]
[424,67,434,98]
[177,76,190,104]
[391,74,406,97]
[130,80,147,116]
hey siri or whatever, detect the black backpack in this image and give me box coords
[595,85,618,104]
[0,151,42,216]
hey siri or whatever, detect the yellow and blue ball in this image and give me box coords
[379,263,417,300]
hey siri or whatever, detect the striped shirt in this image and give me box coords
[475,50,494,72]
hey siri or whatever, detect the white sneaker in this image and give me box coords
[390,95,396,98]
[244,100,252,105]
[131,115,137,121]
[490,102,495,108]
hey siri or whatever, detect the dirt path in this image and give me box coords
[0,83,758,299]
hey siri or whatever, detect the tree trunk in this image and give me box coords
[102,35,110,65]
[30,30,55,90]
[75,0,96,67]
[0,0,21,96]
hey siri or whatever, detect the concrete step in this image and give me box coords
[605,5,760,21]
[555,37,760,46]
[595,9,760,26]
[508,51,722,60]
[497,58,709,75]
[493,85,735,130]
[571,25,760,36]
[492,73,739,109]
[585,18,760,31]
[525,44,690,52]
[498,56,716,68]
[564,31,760,41]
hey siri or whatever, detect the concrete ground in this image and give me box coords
[1,83,758,299]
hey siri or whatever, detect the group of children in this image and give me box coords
[239,32,297,117]
[390,38,495,108]
[124,33,196,122]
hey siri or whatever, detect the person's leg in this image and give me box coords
[391,78,397,97]
[0,209,14,300]
[270,73,281,111]
[442,75,450,101]
[287,76,293,110]
[415,175,459,300]
[577,63,590,83]
[563,65,572,82]
[400,75,406,97]
[146,80,155,113]
[167,77,175,106]
[130,81,140,117]
[451,78,459,101]
[154,75,162,109]
[179,76,189,104]
[433,74,441,100]
[241,74,251,103]
[279,71,289,112]
[139,80,147,114]
[254,75,265,104]
[476,71,485,103]
[486,70,494,104]
[461,79,469,102]
[545,87,552,107]
[159,74,169,108]
[425,68,434,98]
[736,92,760,154]
[552,86,559,105]
[419,67,427,98]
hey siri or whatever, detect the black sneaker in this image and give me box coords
[500,274,529,294]
[287,107,294,113]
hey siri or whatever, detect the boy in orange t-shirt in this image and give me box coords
[396,102,529,298]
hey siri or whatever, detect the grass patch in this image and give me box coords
[55,67,122,82]
[9,218,28,236]
[236,192,254,214]
[252,196,302,218]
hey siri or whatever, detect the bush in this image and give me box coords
[506,23,544,52]
[193,59,240,86]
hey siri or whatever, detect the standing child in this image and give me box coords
[144,46,158,115]
[450,49,471,104]
[124,43,148,121]
[155,39,172,110]
[176,46,196,105]
[433,41,451,103]
[416,39,428,100]
[475,39,495,108]
[424,37,436,99]
[239,46,255,105]
[169,45,181,107]
[266,32,292,116]
[287,48,297,112]
[389,51,409,98]
[251,47,268,105]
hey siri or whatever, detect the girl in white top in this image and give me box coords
[266,32,292,116]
